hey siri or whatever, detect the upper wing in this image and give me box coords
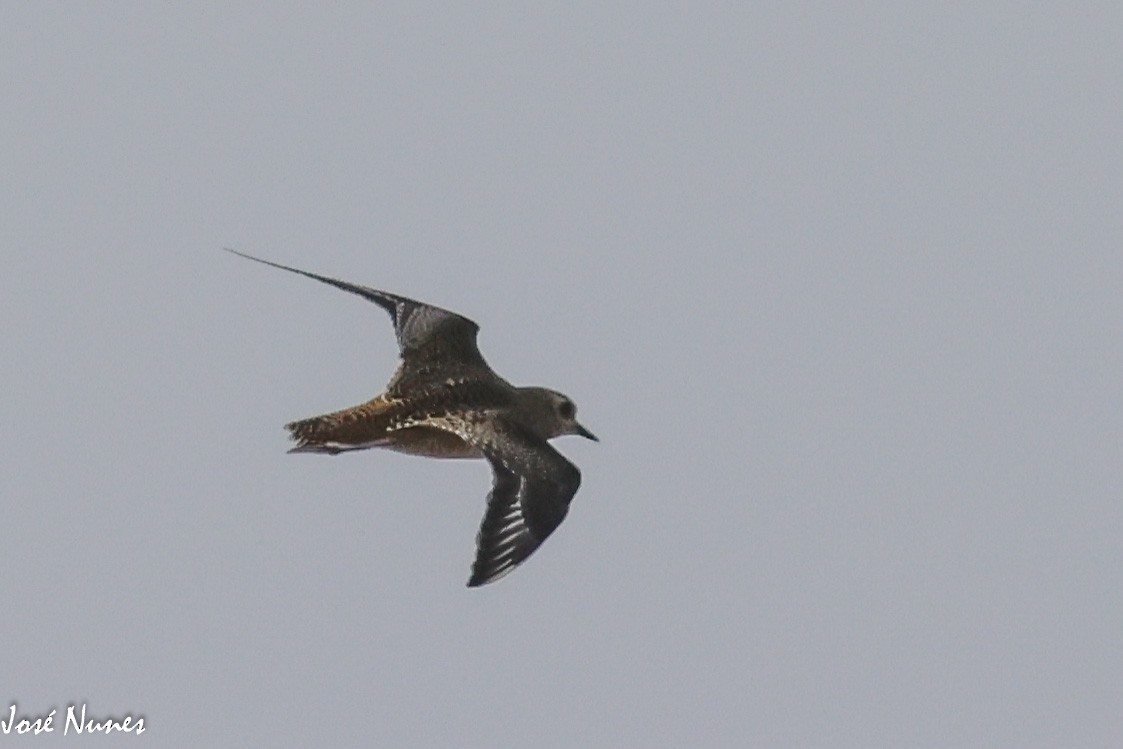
[463,418,582,587]
[226,249,495,392]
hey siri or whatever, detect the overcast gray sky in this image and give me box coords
[3,3,1121,747]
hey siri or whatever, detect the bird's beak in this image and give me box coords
[574,423,599,442]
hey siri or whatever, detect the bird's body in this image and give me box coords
[286,386,500,458]
[227,249,596,587]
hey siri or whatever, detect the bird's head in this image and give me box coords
[515,387,598,443]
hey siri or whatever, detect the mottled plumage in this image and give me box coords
[227,249,596,587]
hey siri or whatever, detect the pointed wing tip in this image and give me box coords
[466,564,517,588]
[464,561,521,592]
[466,569,492,588]
[223,247,283,269]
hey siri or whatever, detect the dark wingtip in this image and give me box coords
[223,247,288,271]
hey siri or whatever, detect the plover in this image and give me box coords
[227,249,597,587]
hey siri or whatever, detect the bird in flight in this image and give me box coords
[226,249,597,587]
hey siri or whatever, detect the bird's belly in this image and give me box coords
[384,426,483,459]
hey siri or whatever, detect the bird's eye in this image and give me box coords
[557,400,576,419]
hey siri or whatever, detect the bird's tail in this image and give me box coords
[284,397,393,455]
